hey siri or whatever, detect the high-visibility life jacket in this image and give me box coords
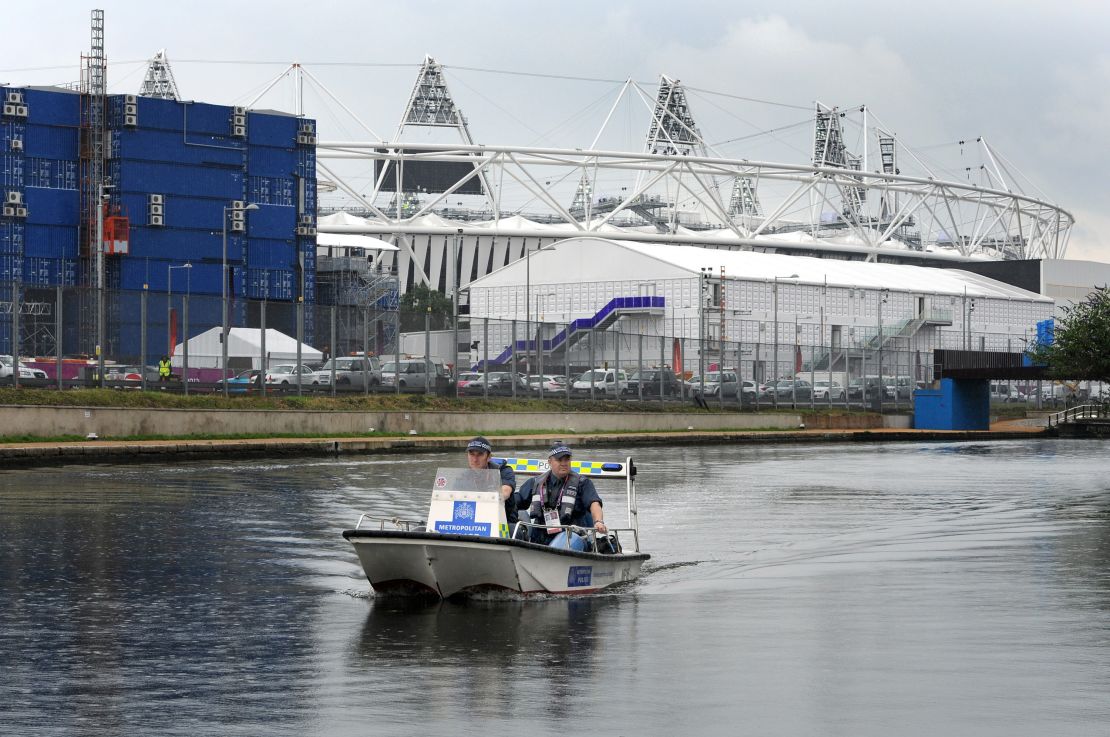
[527,470,581,525]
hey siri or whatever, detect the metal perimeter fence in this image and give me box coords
[0,280,1071,410]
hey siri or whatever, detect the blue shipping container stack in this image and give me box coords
[1,84,317,363]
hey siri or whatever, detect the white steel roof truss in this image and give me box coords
[316,141,1073,261]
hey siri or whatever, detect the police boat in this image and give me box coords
[342,456,649,598]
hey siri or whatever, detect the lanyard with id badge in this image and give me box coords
[543,476,567,534]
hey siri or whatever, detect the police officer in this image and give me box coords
[466,436,516,522]
[158,355,172,382]
[515,442,606,550]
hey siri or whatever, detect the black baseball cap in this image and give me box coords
[467,436,492,453]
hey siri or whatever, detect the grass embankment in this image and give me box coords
[0,387,867,414]
[0,387,846,445]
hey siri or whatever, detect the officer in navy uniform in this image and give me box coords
[514,442,606,550]
[466,436,517,523]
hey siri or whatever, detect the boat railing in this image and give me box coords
[495,455,641,551]
[355,513,425,532]
[510,520,640,554]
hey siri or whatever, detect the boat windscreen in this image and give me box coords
[433,467,502,493]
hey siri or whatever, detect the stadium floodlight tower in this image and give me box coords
[390,55,496,214]
[646,75,706,157]
[138,49,181,100]
[642,75,757,232]
[813,102,866,223]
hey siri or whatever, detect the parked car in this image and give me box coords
[884,375,917,400]
[310,355,382,390]
[0,355,48,383]
[221,369,261,394]
[700,370,739,398]
[812,380,844,400]
[740,380,759,402]
[264,363,316,386]
[381,358,445,390]
[760,379,813,403]
[990,382,1027,403]
[624,368,683,397]
[464,371,530,396]
[571,368,629,396]
[527,374,568,394]
[847,377,885,402]
[456,372,482,391]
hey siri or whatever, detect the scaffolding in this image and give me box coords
[78,8,108,356]
[315,253,400,356]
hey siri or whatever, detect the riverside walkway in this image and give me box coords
[0,420,1046,469]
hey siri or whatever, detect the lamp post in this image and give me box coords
[167,265,192,390]
[536,292,555,397]
[525,241,559,380]
[525,242,531,379]
[167,263,192,371]
[772,273,799,409]
[793,313,814,407]
[699,267,713,396]
[878,288,889,412]
[452,228,461,397]
[222,203,259,397]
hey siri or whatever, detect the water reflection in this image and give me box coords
[357,597,609,665]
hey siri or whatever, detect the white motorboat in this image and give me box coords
[343,456,649,597]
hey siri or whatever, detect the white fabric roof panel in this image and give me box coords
[315,233,398,251]
[622,239,1050,300]
[468,237,1052,302]
[318,211,374,227]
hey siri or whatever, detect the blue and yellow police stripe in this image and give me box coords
[494,457,627,478]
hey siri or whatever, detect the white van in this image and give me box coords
[571,368,628,396]
[381,358,444,389]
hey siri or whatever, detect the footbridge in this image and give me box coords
[915,350,1053,431]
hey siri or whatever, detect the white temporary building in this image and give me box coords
[464,236,1055,379]
[171,327,322,369]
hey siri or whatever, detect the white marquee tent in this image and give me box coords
[171,328,323,369]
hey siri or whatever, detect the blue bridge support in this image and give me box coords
[913,378,991,430]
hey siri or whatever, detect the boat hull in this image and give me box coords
[343,530,649,597]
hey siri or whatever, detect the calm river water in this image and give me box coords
[2,438,1109,736]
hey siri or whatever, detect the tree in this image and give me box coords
[1030,286,1110,382]
[398,285,454,332]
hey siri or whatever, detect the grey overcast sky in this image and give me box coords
[4,0,1108,261]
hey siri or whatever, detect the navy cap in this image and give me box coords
[467,436,492,453]
[548,442,572,458]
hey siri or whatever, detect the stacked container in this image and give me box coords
[0,84,317,360]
